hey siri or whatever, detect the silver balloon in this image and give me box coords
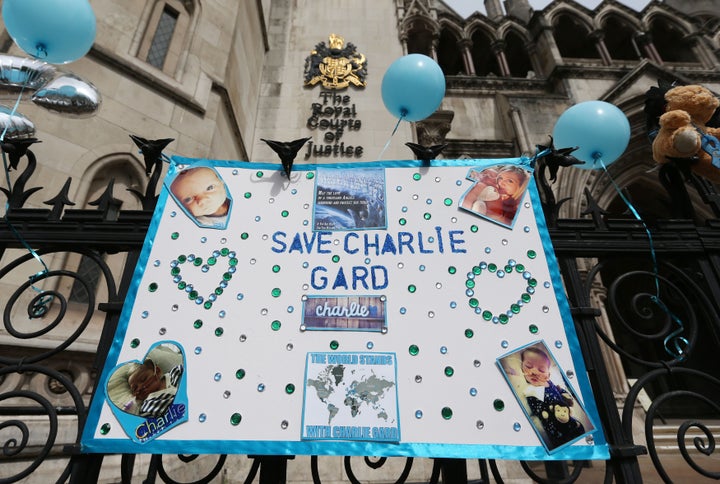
[31,73,101,117]
[0,55,56,100]
[0,105,35,140]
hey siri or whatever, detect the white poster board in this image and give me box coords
[82,158,609,460]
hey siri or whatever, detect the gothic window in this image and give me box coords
[552,13,600,60]
[649,16,699,63]
[470,30,501,77]
[437,29,464,75]
[504,31,532,78]
[602,14,640,61]
[406,23,435,57]
[68,158,144,305]
[137,0,194,75]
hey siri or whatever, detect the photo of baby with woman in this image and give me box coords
[497,341,594,452]
[460,164,531,228]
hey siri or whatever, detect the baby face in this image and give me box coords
[496,170,523,197]
[521,350,551,387]
[128,365,163,401]
[172,168,227,217]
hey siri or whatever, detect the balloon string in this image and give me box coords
[377,115,404,160]
[0,78,51,312]
[598,157,687,360]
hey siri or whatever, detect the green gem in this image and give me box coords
[448,266,456,274]
[204,301,213,309]
[444,366,454,377]
[493,399,505,411]
[511,304,520,314]
[207,257,217,266]
[223,272,232,281]
[272,265,281,273]
[193,258,202,266]
[220,248,230,256]
[441,407,453,420]
[148,282,158,292]
[470,225,478,233]
[244,192,252,199]
[171,232,179,240]
[472,266,481,275]
[444,198,453,206]
[465,279,475,289]
[177,281,186,290]
[215,327,224,336]
[230,413,242,425]
[306,172,315,179]
[499,314,509,324]
[100,423,111,435]
[488,263,497,272]
[399,218,407,226]
[281,210,289,217]
[331,255,340,263]
[189,290,199,299]
[469,298,479,308]
[130,338,140,348]
[285,383,295,394]
[171,267,180,276]
[235,369,246,379]
[256,171,264,178]
[527,250,537,259]
[528,278,537,287]
[413,173,421,181]
[408,284,416,293]
[193,319,203,329]
[229,258,238,266]
[465,329,474,338]
[271,320,281,331]
[215,287,224,296]
[521,293,531,303]
[504,265,513,273]
[482,310,493,321]
[408,344,419,356]
[271,288,281,297]
[515,264,525,272]
[423,213,431,220]
[178,255,187,263]
[529,324,539,334]
[330,340,339,350]
[241,233,249,240]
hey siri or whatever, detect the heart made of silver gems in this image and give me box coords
[465,259,536,323]
[170,249,237,310]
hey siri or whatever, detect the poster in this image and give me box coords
[81,158,609,460]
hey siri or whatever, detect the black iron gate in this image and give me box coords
[1,139,719,483]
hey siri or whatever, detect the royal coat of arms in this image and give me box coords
[304,34,367,89]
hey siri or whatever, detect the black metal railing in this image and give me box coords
[1,139,719,483]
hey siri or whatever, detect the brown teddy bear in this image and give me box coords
[652,85,720,183]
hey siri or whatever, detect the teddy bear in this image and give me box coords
[651,84,720,183]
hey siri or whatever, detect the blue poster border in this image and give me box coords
[81,157,610,460]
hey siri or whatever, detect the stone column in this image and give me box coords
[415,110,455,149]
[634,32,663,64]
[459,39,475,75]
[590,30,612,65]
[484,0,503,22]
[491,40,510,77]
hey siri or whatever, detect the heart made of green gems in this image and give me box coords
[465,260,536,324]
[169,249,238,310]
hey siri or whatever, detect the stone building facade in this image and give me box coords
[1,0,719,481]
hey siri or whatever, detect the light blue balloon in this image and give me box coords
[381,54,446,122]
[2,0,96,64]
[552,100,630,169]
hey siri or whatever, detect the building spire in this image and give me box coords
[504,0,532,23]
[484,0,503,21]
